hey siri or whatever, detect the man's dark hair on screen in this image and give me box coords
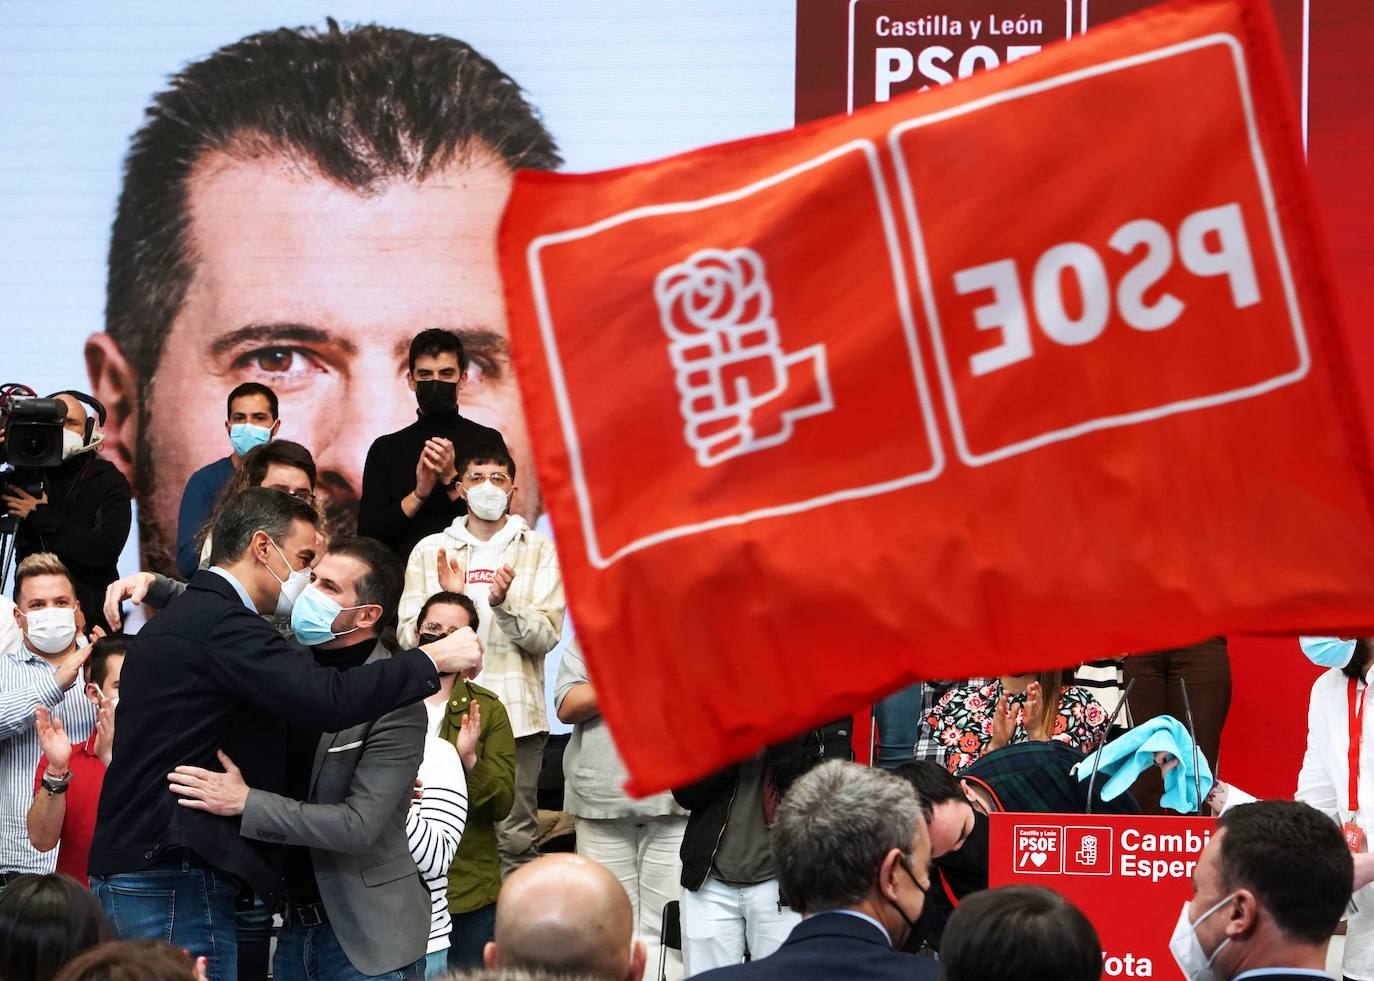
[106,20,561,389]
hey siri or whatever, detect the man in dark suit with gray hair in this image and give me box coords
[695,760,939,981]
[166,535,440,980]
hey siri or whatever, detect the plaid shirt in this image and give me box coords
[960,741,1141,814]
[398,518,565,738]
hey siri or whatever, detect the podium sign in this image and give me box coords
[989,812,1217,979]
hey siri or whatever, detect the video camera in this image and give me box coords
[1,384,67,540]
[1,384,66,470]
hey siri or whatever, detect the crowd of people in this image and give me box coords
[0,18,1370,981]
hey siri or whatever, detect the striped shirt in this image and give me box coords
[1074,658,1132,726]
[0,645,97,874]
[406,732,469,953]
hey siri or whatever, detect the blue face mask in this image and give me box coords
[1299,636,1356,669]
[291,585,366,647]
[228,422,273,457]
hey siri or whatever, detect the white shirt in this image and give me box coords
[1295,668,1373,980]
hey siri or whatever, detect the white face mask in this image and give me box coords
[263,534,312,618]
[22,607,78,655]
[60,428,101,461]
[466,480,510,521]
[1168,894,1236,981]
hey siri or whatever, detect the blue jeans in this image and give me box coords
[873,682,924,769]
[445,903,496,971]
[424,950,448,978]
[274,920,424,981]
[90,867,240,981]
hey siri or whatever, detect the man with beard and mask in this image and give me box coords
[0,553,97,882]
[1168,800,1350,981]
[358,329,509,562]
[896,750,1139,952]
[692,761,937,981]
[397,445,562,875]
[3,392,131,632]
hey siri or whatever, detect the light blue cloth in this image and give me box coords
[1075,715,1214,813]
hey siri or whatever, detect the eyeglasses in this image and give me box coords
[264,484,315,503]
[419,623,456,638]
[461,472,511,488]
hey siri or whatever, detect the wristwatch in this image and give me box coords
[41,771,72,795]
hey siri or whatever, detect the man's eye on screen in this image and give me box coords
[230,346,328,383]
[462,354,503,388]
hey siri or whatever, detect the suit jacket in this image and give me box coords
[241,642,429,976]
[89,571,440,899]
[694,911,939,981]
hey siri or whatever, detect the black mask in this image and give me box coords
[936,808,990,885]
[890,856,928,926]
[415,380,458,417]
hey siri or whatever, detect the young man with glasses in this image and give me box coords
[397,446,564,878]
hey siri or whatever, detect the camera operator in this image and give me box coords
[2,393,131,632]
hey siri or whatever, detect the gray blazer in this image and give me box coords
[240,641,429,976]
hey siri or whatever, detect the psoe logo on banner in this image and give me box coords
[1014,824,1063,873]
[655,248,834,467]
[1064,825,1113,875]
[847,0,1073,112]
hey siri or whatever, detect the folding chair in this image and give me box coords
[657,899,682,981]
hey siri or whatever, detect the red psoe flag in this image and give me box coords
[500,0,1374,794]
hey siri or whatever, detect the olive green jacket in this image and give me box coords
[437,678,515,914]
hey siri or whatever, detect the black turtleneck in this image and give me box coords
[281,635,378,905]
[356,408,507,560]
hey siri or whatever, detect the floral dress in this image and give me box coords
[922,679,1111,774]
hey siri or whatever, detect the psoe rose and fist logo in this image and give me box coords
[654,247,833,467]
[1015,825,1063,873]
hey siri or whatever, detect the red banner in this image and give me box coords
[500,0,1374,793]
[990,812,1217,978]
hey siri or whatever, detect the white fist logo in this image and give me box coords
[654,248,832,466]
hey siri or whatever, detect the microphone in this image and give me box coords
[1085,676,1136,815]
[1178,677,1205,813]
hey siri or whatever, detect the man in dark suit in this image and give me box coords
[695,761,938,981]
[166,535,432,980]
[1165,800,1351,981]
[88,488,483,981]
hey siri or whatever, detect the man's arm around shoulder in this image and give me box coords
[204,608,438,732]
[241,701,426,855]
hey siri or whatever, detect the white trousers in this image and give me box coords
[679,876,799,977]
[575,814,688,980]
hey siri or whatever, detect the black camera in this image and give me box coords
[1,389,65,469]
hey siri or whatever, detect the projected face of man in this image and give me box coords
[87,149,537,573]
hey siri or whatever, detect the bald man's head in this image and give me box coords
[485,854,645,981]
